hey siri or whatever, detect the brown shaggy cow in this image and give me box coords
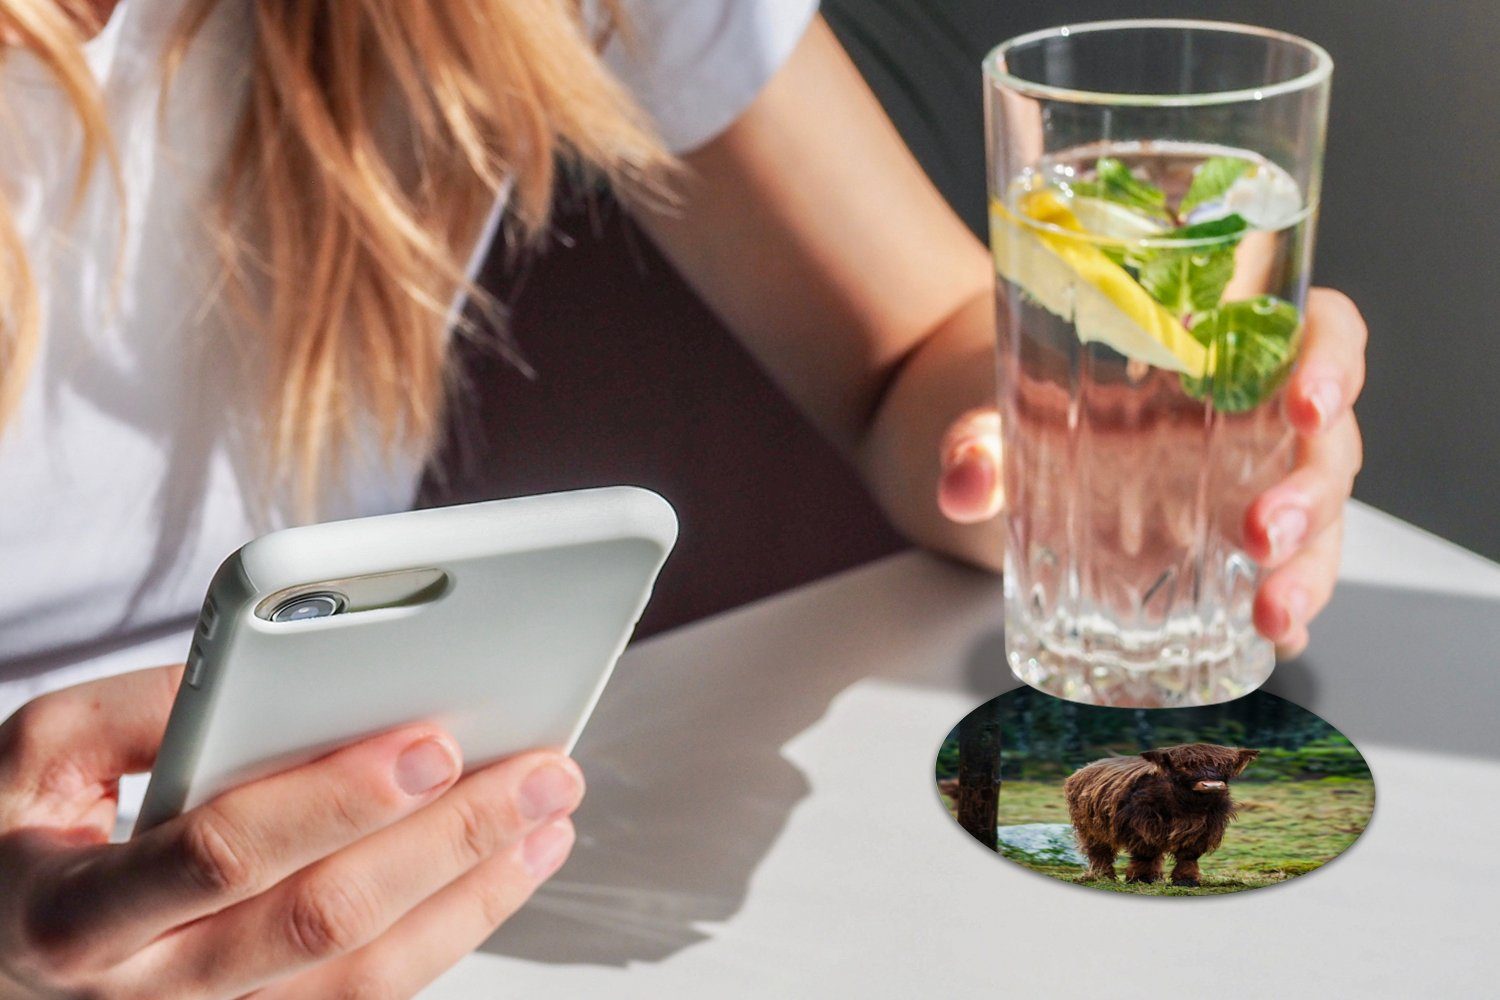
[1064,744,1260,886]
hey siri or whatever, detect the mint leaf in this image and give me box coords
[1138,251,1233,315]
[1180,156,1253,218]
[1135,215,1249,315]
[1173,215,1252,242]
[1073,157,1170,219]
[1180,296,1302,412]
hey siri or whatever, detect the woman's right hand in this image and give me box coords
[0,665,583,999]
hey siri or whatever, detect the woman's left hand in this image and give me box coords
[938,286,1367,659]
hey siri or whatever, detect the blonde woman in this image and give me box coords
[0,1,1365,995]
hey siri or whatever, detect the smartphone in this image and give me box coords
[133,486,677,835]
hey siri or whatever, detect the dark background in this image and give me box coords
[422,2,1499,634]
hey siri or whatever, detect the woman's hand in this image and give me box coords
[0,665,582,999]
[938,287,1368,658]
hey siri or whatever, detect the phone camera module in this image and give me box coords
[269,591,346,623]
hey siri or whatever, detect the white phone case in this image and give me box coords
[133,486,677,835]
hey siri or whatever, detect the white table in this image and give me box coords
[423,501,1500,998]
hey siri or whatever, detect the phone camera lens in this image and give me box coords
[269,592,346,623]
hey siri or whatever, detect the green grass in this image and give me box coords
[946,778,1375,896]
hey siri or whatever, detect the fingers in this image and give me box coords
[1243,412,1362,566]
[150,752,582,998]
[1255,515,1344,651]
[255,818,577,1000]
[937,407,1002,524]
[1275,624,1311,661]
[1285,288,1367,435]
[25,725,461,971]
[1245,288,1365,640]
[0,664,183,789]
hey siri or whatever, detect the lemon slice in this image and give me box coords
[990,190,1209,378]
[1068,195,1169,241]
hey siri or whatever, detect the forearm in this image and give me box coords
[631,14,1006,571]
[854,287,1004,572]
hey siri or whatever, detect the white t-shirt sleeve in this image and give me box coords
[604,0,820,154]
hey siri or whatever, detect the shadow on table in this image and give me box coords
[1266,582,1500,761]
[482,565,1498,968]
[481,554,994,967]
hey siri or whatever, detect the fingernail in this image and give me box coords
[940,442,1000,520]
[1266,506,1308,560]
[522,819,575,879]
[1307,379,1342,428]
[943,448,993,492]
[1283,587,1311,631]
[395,738,459,796]
[519,760,584,821]
[944,439,993,475]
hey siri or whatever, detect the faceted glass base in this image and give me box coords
[1006,620,1275,708]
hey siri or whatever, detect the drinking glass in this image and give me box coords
[985,20,1332,706]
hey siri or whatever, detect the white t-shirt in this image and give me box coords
[0,0,819,722]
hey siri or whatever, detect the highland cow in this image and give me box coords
[1063,743,1260,886]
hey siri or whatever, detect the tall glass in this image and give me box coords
[985,21,1332,707]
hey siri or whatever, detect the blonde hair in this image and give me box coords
[0,0,672,511]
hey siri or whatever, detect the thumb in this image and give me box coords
[937,408,1003,524]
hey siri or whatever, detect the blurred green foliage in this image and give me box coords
[934,690,1369,783]
[936,739,960,779]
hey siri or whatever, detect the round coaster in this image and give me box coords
[935,688,1374,895]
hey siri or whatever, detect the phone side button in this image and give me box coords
[185,643,205,689]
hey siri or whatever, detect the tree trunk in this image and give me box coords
[956,699,1002,849]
